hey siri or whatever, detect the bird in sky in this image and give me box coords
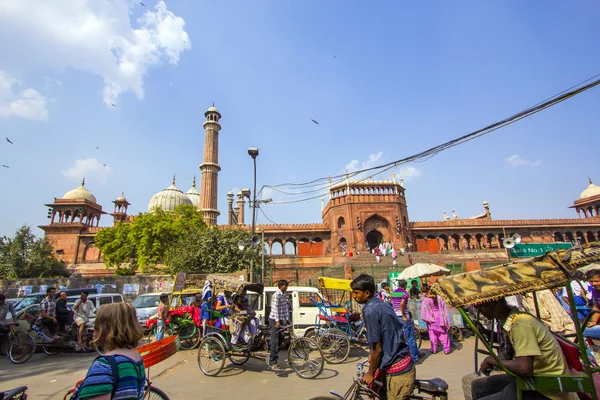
[96,146,100,149]
[110,103,116,107]
[140,2,145,6]
[102,164,107,167]
[6,137,13,144]
[311,119,319,125]
[1,165,9,168]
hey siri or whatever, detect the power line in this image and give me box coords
[262,73,600,200]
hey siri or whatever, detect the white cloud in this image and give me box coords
[0,71,48,121]
[345,151,383,172]
[63,158,111,185]
[505,154,541,168]
[0,0,191,107]
[397,165,422,180]
[344,152,422,182]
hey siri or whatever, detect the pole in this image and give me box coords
[251,157,257,235]
[261,230,265,284]
[250,156,257,283]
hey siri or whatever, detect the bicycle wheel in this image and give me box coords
[318,328,350,364]
[415,327,422,349]
[43,341,62,355]
[197,336,226,376]
[228,353,250,365]
[8,332,36,364]
[145,386,170,400]
[308,397,339,400]
[178,324,201,350]
[449,326,463,342]
[288,337,324,379]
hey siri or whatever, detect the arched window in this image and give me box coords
[337,217,345,228]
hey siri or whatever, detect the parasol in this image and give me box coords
[396,263,450,280]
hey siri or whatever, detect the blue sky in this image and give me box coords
[0,0,599,237]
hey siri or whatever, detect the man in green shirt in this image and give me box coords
[471,297,576,400]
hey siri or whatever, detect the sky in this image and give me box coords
[0,0,599,238]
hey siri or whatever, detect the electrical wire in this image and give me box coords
[261,73,600,203]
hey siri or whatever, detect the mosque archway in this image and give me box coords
[366,230,383,250]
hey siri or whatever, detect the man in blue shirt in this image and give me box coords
[351,274,415,399]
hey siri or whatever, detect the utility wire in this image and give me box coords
[262,73,600,202]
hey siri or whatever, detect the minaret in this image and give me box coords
[227,191,235,225]
[236,191,246,225]
[199,104,221,225]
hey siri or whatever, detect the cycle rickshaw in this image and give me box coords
[196,274,324,379]
[433,241,600,400]
[310,277,369,364]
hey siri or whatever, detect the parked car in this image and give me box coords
[66,293,124,310]
[131,293,170,330]
[252,286,324,337]
[14,288,98,313]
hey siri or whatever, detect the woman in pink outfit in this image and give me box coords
[420,291,451,354]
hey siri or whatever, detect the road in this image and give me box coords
[1,337,477,399]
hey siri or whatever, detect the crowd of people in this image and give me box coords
[351,268,600,400]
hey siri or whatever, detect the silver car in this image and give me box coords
[131,293,167,330]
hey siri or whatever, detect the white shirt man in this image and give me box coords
[73,292,96,347]
[74,295,96,325]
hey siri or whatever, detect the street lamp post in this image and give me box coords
[247,147,259,282]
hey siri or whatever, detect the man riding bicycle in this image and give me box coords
[0,293,17,338]
[73,291,96,348]
[38,287,58,335]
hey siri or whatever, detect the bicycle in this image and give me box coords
[4,322,36,364]
[198,323,324,379]
[1,386,28,400]
[30,320,103,356]
[309,359,449,400]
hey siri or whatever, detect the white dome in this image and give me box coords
[580,178,600,199]
[63,178,97,203]
[148,177,192,212]
[186,177,200,208]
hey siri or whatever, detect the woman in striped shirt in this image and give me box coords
[71,302,145,400]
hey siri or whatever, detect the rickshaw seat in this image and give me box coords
[415,378,449,393]
[553,334,584,372]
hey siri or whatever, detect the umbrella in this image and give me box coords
[579,263,600,274]
[397,263,450,280]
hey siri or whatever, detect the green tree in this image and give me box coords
[94,204,206,271]
[164,225,267,275]
[0,225,70,279]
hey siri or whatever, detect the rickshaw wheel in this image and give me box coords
[229,351,250,365]
[197,336,226,376]
[178,324,201,350]
[318,328,350,364]
[288,337,324,379]
[415,328,423,349]
[449,326,463,342]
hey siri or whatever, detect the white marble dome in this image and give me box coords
[148,176,192,212]
[580,178,600,200]
[63,178,97,203]
[186,177,201,208]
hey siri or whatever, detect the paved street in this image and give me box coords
[1,337,476,399]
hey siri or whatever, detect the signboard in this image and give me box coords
[174,272,187,292]
[509,243,572,258]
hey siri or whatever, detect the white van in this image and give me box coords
[248,286,324,337]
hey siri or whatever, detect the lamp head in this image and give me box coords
[247,147,259,159]
[237,240,246,251]
[241,188,251,199]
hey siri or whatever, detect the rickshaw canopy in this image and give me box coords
[434,242,600,308]
[205,273,264,296]
[318,277,352,292]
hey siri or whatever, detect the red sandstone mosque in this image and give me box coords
[39,106,600,270]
